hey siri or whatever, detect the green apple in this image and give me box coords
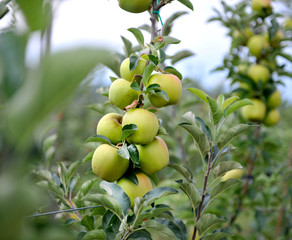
[96,113,123,144]
[122,108,159,144]
[285,18,292,29]
[117,172,153,207]
[136,137,169,175]
[247,64,270,84]
[263,109,280,126]
[221,169,244,182]
[146,74,182,108]
[267,89,281,109]
[120,57,147,81]
[109,78,140,110]
[251,0,272,16]
[91,144,129,182]
[237,63,249,74]
[118,0,152,13]
[241,98,266,122]
[233,28,253,45]
[247,35,269,58]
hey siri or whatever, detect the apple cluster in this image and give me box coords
[91,56,182,206]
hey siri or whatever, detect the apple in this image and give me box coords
[118,0,152,13]
[221,169,244,182]
[263,109,280,126]
[233,28,253,45]
[109,78,140,110]
[91,144,129,182]
[285,18,292,29]
[269,30,284,48]
[117,172,153,207]
[241,98,266,122]
[146,74,182,108]
[251,0,272,16]
[237,63,249,74]
[247,35,269,58]
[247,64,270,84]
[259,59,277,72]
[122,108,159,144]
[267,89,281,109]
[136,137,169,175]
[120,57,147,81]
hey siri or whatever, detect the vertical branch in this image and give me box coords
[150,0,158,44]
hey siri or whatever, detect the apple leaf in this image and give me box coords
[213,161,243,179]
[171,50,195,65]
[128,229,152,240]
[146,83,161,93]
[203,232,232,240]
[142,62,156,85]
[117,144,130,159]
[142,219,178,240]
[121,124,138,141]
[207,96,224,126]
[128,144,139,165]
[83,230,106,240]
[129,54,139,70]
[143,187,179,206]
[128,27,144,48]
[85,134,112,144]
[210,178,242,200]
[179,182,201,215]
[151,90,169,102]
[177,0,194,11]
[216,94,225,108]
[168,163,193,183]
[121,35,132,58]
[187,88,209,103]
[157,126,168,135]
[224,98,254,117]
[162,11,188,36]
[164,66,183,80]
[163,36,181,45]
[195,214,225,236]
[123,169,139,185]
[148,54,159,65]
[195,116,212,140]
[222,96,239,110]
[130,81,140,91]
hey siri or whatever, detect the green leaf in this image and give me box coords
[76,178,98,200]
[142,220,178,240]
[0,2,9,20]
[213,161,243,178]
[128,230,152,239]
[146,83,161,93]
[171,50,195,65]
[65,218,78,225]
[155,218,187,240]
[86,135,111,144]
[81,216,95,231]
[82,229,106,240]
[164,66,183,80]
[162,11,188,36]
[216,94,225,108]
[210,178,242,200]
[142,63,156,85]
[117,144,130,159]
[82,151,94,163]
[168,164,193,183]
[130,81,141,91]
[129,54,139,70]
[121,124,138,141]
[217,124,255,150]
[177,0,194,10]
[203,232,231,240]
[157,126,168,135]
[195,214,225,236]
[128,28,144,48]
[67,161,82,180]
[163,36,181,45]
[207,96,224,126]
[224,98,253,117]
[187,88,209,103]
[222,96,239,110]
[143,187,178,206]
[179,182,201,215]
[195,116,211,140]
[148,89,169,102]
[128,144,139,165]
[121,36,132,58]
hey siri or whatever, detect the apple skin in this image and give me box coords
[122,108,159,145]
[267,89,281,109]
[247,35,269,58]
[241,98,266,122]
[109,78,140,110]
[117,172,153,207]
[120,58,147,81]
[96,113,123,145]
[263,109,280,126]
[91,144,129,182]
[221,169,244,182]
[147,74,182,108]
[118,0,152,13]
[251,0,272,16]
[136,137,169,175]
[247,64,270,84]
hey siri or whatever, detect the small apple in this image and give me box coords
[247,64,270,84]
[251,0,272,16]
[91,144,129,182]
[221,169,244,182]
[122,108,159,144]
[136,136,169,175]
[109,78,140,110]
[237,63,249,74]
[233,28,253,45]
[118,0,152,13]
[120,57,147,81]
[247,35,269,58]
[269,30,285,48]
[146,74,182,108]
[263,109,280,126]
[267,89,281,109]
[241,98,266,122]
[117,172,153,207]
[285,18,292,29]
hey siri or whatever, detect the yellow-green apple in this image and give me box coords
[267,89,281,109]
[285,18,292,29]
[233,28,253,45]
[241,98,266,122]
[136,137,169,175]
[96,113,123,144]
[251,0,272,16]
[122,108,159,144]
[117,172,153,207]
[120,57,147,81]
[109,78,140,110]
[221,169,244,182]
[91,144,129,182]
[237,63,249,74]
[247,35,269,58]
[247,64,270,84]
[118,0,152,13]
[146,73,182,108]
[263,109,280,126]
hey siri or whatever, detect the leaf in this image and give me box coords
[128,28,144,48]
[224,98,254,117]
[213,161,243,178]
[117,144,130,159]
[171,50,195,65]
[86,135,111,144]
[157,126,168,135]
[77,179,98,199]
[195,116,211,140]
[222,96,239,110]
[148,89,169,102]
[143,187,178,206]
[146,83,161,93]
[0,2,9,20]
[82,151,94,163]
[217,124,255,150]
[100,181,131,215]
[187,88,209,103]
[129,54,139,70]
[168,164,193,183]
[203,232,231,240]
[121,36,132,58]
[216,94,225,108]
[162,11,188,36]
[195,214,225,236]
[177,0,194,10]
[164,66,183,80]
[142,220,178,240]
[83,230,106,240]
[102,211,121,239]
[81,216,95,231]
[121,124,138,141]
[210,178,242,200]
[163,36,181,45]
[67,161,82,180]
[207,96,224,126]
[179,182,201,214]
[128,229,152,240]
[155,218,187,240]
[142,63,156,85]
[128,144,139,164]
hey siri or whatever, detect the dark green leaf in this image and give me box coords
[128,28,144,48]
[177,0,194,10]
[81,216,95,231]
[195,214,225,236]
[213,161,243,178]
[164,66,183,80]
[146,83,161,93]
[83,230,106,240]
[195,116,211,140]
[143,187,178,206]
[155,218,187,240]
[128,144,139,164]
[129,54,139,70]
[203,232,231,240]
[121,124,138,140]
[180,182,201,213]
[148,89,169,102]
[128,229,152,240]
[142,220,178,240]
[168,164,193,183]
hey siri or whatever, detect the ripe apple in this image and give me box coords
[267,89,281,109]
[96,113,123,144]
[247,64,270,84]
[247,35,269,58]
[146,74,182,108]
[241,98,266,122]
[263,109,280,126]
[118,0,152,13]
[109,78,140,110]
[91,144,129,182]
[117,172,153,207]
[136,137,169,175]
[251,0,272,16]
[120,57,147,81]
[122,108,159,144]
[221,169,244,182]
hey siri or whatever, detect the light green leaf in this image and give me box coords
[76,178,98,200]
[187,88,209,103]
[195,214,225,236]
[163,36,181,45]
[143,220,178,240]
[177,0,194,10]
[224,98,253,117]
[86,135,111,144]
[164,66,183,80]
[142,62,156,85]
[207,96,224,126]
[83,229,106,240]
[121,35,132,58]
[168,164,193,183]
[117,144,130,159]
[121,124,138,141]
[213,161,243,178]
[216,94,225,108]
[222,96,239,110]
[82,151,94,163]
[128,28,144,48]
[180,182,201,216]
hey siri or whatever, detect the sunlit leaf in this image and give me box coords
[187,88,209,103]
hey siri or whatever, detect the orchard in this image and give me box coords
[0,0,291,240]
